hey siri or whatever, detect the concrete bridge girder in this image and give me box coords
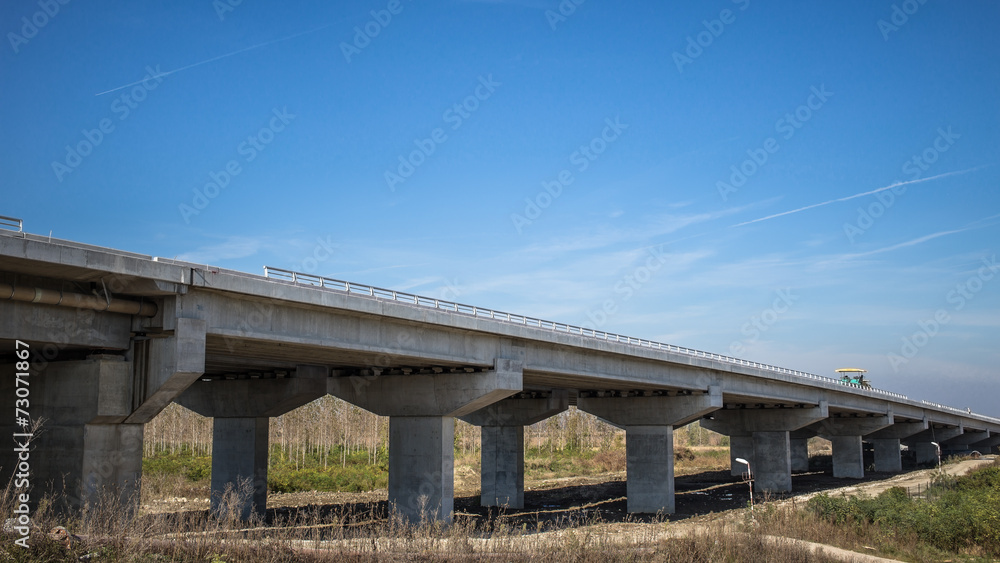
[1,356,142,513]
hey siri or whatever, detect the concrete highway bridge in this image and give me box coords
[2,220,999,522]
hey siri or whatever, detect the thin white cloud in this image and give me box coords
[731,166,987,228]
[174,236,268,264]
[96,24,332,96]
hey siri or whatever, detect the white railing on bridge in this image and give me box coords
[262,267,913,401]
[0,216,23,233]
[921,401,1000,424]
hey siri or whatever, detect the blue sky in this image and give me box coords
[3,1,999,415]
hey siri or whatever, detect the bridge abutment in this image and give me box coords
[1,355,143,514]
[459,390,568,508]
[577,386,721,514]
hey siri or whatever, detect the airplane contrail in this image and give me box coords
[95,24,332,96]
[731,166,989,228]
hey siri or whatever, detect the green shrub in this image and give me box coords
[806,466,1000,557]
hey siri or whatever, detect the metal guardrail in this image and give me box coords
[262,266,913,401]
[0,216,23,233]
[921,401,1000,424]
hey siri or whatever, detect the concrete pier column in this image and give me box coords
[865,418,927,472]
[178,365,327,519]
[914,442,940,465]
[389,416,454,521]
[577,386,721,514]
[829,435,864,479]
[624,425,675,513]
[480,426,524,507]
[211,418,269,519]
[788,428,816,473]
[329,359,523,523]
[870,439,902,472]
[703,402,828,493]
[810,414,893,479]
[790,437,810,473]
[753,431,792,492]
[460,390,568,508]
[729,435,754,477]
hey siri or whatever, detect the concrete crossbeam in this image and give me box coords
[942,429,989,449]
[460,390,568,508]
[177,370,327,418]
[576,386,722,428]
[866,419,928,440]
[327,359,522,418]
[460,390,568,427]
[903,426,963,450]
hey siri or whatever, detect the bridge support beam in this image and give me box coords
[460,390,569,508]
[177,365,327,520]
[577,386,721,514]
[810,415,893,479]
[703,403,828,493]
[865,419,928,472]
[328,360,522,523]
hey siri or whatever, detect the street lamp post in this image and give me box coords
[930,442,941,468]
[735,457,753,510]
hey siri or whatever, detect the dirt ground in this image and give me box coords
[142,456,996,530]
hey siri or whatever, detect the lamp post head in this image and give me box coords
[735,458,750,465]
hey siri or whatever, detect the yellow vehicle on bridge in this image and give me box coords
[836,368,871,389]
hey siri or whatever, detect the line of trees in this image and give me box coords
[143,396,725,462]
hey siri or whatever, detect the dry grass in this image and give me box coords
[1,478,844,562]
